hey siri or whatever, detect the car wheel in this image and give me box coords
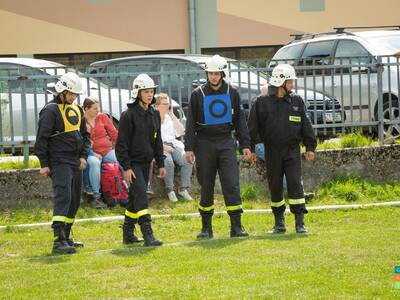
[382,99,400,138]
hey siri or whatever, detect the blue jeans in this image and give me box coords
[83,150,118,198]
[163,147,193,190]
[255,143,288,190]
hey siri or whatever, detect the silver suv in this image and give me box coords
[270,26,400,137]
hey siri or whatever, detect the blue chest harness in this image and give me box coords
[200,85,232,125]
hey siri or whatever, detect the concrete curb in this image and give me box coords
[1,201,399,230]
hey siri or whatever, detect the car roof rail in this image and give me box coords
[290,33,306,40]
[334,25,400,33]
[287,25,400,45]
[286,31,354,44]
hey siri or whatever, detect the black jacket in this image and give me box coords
[115,102,164,170]
[184,81,251,151]
[248,92,317,152]
[34,96,90,168]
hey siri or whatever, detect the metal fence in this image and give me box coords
[0,56,399,161]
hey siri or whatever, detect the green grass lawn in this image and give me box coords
[1,207,399,299]
[2,175,400,226]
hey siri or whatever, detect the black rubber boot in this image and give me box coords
[268,212,286,234]
[65,223,84,248]
[140,222,163,247]
[295,213,308,234]
[196,215,213,239]
[52,222,76,255]
[230,214,249,237]
[122,219,144,244]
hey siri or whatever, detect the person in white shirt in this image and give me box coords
[155,93,193,202]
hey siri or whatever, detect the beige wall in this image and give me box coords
[217,0,400,47]
[0,0,189,54]
[0,0,399,55]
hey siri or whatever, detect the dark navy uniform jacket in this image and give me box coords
[184,81,251,151]
[115,101,164,171]
[34,96,90,168]
[248,92,317,152]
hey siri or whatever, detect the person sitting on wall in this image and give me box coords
[83,96,120,208]
[154,93,193,202]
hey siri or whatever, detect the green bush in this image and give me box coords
[316,175,400,203]
[240,183,260,201]
[339,131,372,148]
[0,159,40,170]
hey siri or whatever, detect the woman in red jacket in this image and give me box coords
[83,96,119,207]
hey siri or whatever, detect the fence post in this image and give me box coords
[376,57,384,144]
[19,75,29,167]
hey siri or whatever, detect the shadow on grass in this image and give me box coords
[184,232,309,249]
[252,232,310,241]
[111,244,157,257]
[27,252,72,264]
[185,236,247,249]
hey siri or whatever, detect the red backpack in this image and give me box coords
[101,162,129,207]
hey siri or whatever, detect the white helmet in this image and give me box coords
[132,73,158,99]
[269,64,297,87]
[54,72,83,94]
[205,54,229,76]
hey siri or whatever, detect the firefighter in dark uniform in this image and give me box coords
[116,73,166,247]
[185,54,253,239]
[35,72,90,254]
[248,64,316,234]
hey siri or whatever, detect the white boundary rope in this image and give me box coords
[0,201,399,230]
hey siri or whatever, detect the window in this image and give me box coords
[273,44,304,61]
[106,58,160,89]
[270,44,304,67]
[0,64,50,93]
[202,45,282,65]
[302,41,334,60]
[35,49,184,71]
[300,40,335,75]
[159,59,202,88]
[335,40,369,58]
[300,0,325,12]
[334,40,373,73]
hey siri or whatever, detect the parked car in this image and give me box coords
[0,58,184,151]
[89,54,266,110]
[297,89,346,136]
[270,26,400,137]
[90,54,345,137]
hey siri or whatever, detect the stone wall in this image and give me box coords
[240,144,400,192]
[1,145,400,209]
[0,168,53,209]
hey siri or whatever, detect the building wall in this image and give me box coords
[0,0,189,55]
[217,0,400,47]
[0,0,398,60]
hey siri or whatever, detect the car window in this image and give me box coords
[273,44,304,61]
[228,62,268,86]
[0,64,53,94]
[269,44,304,68]
[334,40,374,74]
[335,40,370,58]
[300,40,335,75]
[106,59,160,89]
[302,40,334,60]
[159,59,202,88]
